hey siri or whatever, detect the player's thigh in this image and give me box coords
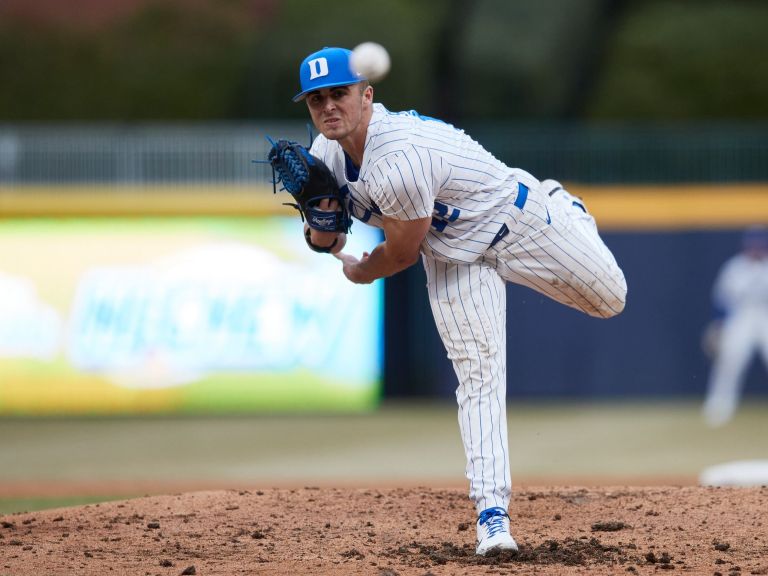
[490,215,626,318]
[423,258,507,378]
[718,315,759,366]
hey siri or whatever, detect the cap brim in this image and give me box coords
[292,79,364,103]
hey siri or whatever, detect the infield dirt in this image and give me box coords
[1,486,766,575]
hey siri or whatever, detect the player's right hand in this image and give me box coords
[334,250,372,284]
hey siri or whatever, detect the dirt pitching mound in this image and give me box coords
[1,486,767,575]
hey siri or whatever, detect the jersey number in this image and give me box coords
[431,202,460,232]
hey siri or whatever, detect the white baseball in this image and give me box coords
[350,42,391,82]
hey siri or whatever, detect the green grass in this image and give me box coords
[0,496,131,516]
[1,400,766,516]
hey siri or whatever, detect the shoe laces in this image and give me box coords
[478,507,509,538]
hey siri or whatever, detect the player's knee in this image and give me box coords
[583,269,626,319]
[586,298,624,319]
[598,271,627,318]
[603,297,625,318]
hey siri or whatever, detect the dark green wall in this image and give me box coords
[1,0,767,121]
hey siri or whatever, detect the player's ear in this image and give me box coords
[361,83,373,105]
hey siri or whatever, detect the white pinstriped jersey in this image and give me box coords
[308,101,627,515]
[309,103,539,264]
[274,43,610,537]
[713,254,768,313]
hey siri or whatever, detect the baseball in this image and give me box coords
[350,42,391,82]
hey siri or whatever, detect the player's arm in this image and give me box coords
[335,215,431,284]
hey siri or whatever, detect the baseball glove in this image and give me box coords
[267,139,352,235]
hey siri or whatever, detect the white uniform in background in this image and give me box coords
[312,103,627,513]
[703,231,768,427]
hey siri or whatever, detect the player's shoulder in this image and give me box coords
[309,132,331,155]
[310,133,342,164]
[720,253,754,275]
[729,253,752,266]
[368,104,442,156]
[372,104,452,135]
[363,105,409,165]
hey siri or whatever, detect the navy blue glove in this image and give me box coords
[267,139,352,234]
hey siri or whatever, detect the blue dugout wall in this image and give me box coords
[383,124,768,401]
[385,207,768,400]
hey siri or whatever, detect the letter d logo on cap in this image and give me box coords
[308,58,329,80]
[293,48,360,102]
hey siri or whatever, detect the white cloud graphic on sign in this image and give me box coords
[0,271,61,360]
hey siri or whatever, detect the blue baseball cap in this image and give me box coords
[293,47,365,102]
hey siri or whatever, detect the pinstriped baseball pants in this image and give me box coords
[423,183,627,513]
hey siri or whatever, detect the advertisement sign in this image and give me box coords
[0,217,383,414]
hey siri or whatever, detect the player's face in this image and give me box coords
[305,84,371,141]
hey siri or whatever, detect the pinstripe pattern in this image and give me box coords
[310,104,537,264]
[424,257,511,512]
[309,104,627,516]
[484,183,627,318]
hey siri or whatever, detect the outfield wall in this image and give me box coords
[386,184,768,400]
[2,184,768,407]
[0,195,384,415]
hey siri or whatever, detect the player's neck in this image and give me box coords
[338,105,373,168]
[339,136,364,168]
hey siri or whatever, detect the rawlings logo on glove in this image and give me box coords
[266,138,352,234]
[311,214,337,228]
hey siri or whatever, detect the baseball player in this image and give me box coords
[289,46,627,555]
[702,227,768,428]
